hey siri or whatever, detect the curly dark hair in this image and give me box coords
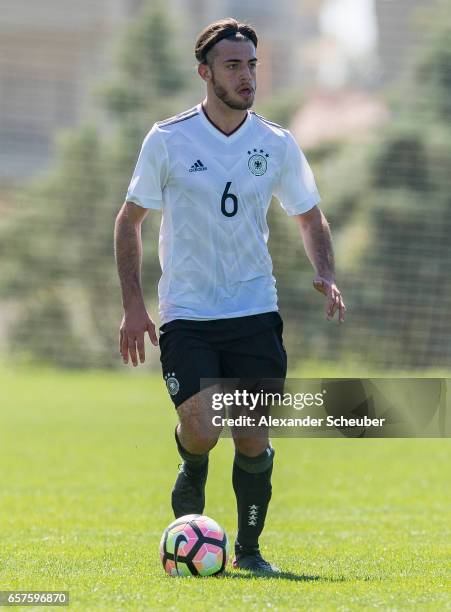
[195,17,258,65]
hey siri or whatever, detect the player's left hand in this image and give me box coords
[313,276,346,323]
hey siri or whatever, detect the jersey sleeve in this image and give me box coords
[125,124,168,210]
[273,131,321,215]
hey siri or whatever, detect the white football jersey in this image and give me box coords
[126,103,321,324]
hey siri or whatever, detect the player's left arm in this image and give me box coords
[293,205,346,323]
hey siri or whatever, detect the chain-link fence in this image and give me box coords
[0,0,449,371]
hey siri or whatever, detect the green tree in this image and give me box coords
[305,1,451,369]
[0,2,191,368]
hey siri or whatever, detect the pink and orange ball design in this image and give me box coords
[160,514,230,577]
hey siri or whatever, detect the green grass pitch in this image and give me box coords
[1,366,450,610]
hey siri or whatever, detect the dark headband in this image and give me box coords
[200,30,255,63]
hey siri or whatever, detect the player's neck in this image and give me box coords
[201,98,248,136]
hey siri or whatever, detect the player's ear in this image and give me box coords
[198,62,211,82]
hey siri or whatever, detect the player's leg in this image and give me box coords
[159,321,223,518]
[221,315,287,573]
[172,386,223,518]
[232,435,279,573]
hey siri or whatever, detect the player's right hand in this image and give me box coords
[119,306,158,366]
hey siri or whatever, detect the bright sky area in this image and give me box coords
[320,0,378,56]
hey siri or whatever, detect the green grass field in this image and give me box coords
[1,366,450,610]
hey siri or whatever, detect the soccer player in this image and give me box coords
[115,18,345,575]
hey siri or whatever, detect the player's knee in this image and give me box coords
[179,427,220,454]
[187,434,219,454]
[233,436,270,457]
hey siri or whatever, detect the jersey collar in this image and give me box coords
[197,103,252,143]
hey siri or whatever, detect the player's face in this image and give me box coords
[207,39,257,110]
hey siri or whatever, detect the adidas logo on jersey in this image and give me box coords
[189,159,208,172]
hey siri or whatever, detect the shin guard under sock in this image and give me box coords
[174,426,208,473]
[232,445,275,552]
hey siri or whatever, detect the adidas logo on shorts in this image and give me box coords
[189,159,208,172]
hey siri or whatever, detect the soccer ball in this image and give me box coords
[159,514,229,577]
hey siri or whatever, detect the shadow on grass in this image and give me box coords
[220,570,346,582]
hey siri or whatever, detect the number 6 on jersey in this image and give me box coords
[221,182,238,217]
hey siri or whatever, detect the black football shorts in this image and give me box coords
[159,311,287,408]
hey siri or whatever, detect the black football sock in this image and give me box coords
[175,426,208,473]
[232,445,275,554]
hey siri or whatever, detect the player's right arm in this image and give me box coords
[114,201,158,367]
